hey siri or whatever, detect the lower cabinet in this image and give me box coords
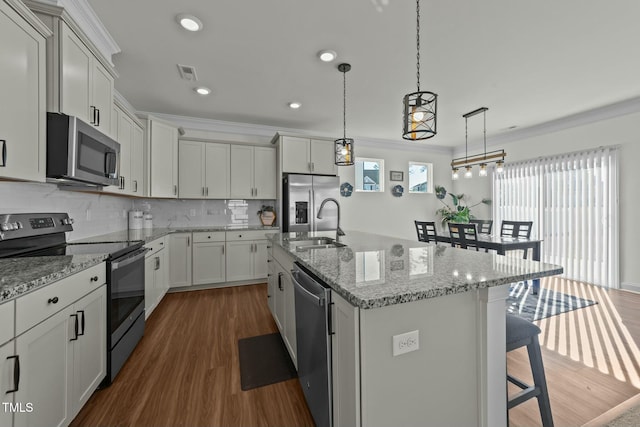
[0,339,15,427]
[13,284,106,427]
[169,233,192,288]
[145,237,169,318]
[270,246,297,367]
[226,230,269,282]
[192,232,226,286]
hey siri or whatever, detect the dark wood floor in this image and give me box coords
[71,285,314,427]
[71,279,640,427]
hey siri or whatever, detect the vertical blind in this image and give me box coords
[493,147,619,288]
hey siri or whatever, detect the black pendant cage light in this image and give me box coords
[402,0,437,141]
[335,63,354,166]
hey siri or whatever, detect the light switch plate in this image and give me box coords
[392,330,419,356]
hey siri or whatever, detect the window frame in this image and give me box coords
[354,157,385,193]
[408,161,434,194]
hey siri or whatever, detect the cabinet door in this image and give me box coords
[281,136,310,174]
[254,147,276,199]
[274,268,286,334]
[282,271,297,366]
[157,248,169,299]
[0,3,46,182]
[14,306,74,427]
[144,255,157,317]
[0,340,15,427]
[310,139,337,175]
[225,241,254,282]
[169,233,192,287]
[60,24,92,123]
[71,286,106,415]
[130,124,145,195]
[149,120,178,198]
[204,143,230,199]
[91,62,113,136]
[267,258,276,317]
[253,240,269,279]
[178,140,204,199]
[116,110,132,194]
[230,145,254,199]
[193,242,226,285]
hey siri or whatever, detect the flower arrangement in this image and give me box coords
[435,185,491,224]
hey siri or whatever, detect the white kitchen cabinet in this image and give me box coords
[225,230,270,282]
[0,1,47,182]
[145,117,178,198]
[108,106,145,195]
[169,233,192,287]
[145,237,168,318]
[281,269,297,366]
[178,141,230,199]
[0,338,16,427]
[113,108,132,193]
[273,267,285,335]
[279,135,337,176]
[130,123,145,195]
[230,145,276,199]
[267,248,276,318]
[59,22,113,136]
[192,232,226,285]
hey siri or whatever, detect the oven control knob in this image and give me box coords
[14,221,23,229]
[61,218,75,226]
[0,223,10,231]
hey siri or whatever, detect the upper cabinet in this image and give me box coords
[178,140,230,199]
[143,116,178,198]
[0,0,49,182]
[105,103,144,195]
[230,145,276,199]
[277,135,337,176]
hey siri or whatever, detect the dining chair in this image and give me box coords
[470,219,493,234]
[414,221,438,243]
[500,220,534,259]
[448,222,479,251]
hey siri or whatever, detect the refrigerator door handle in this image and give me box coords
[310,189,315,232]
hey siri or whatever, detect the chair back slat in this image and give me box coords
[500,221,533,239]
[415,221,438,243]
[470,219,493,234]
[448,222,479,251]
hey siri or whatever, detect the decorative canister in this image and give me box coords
[143,212,153,229]
[128,210,144,230]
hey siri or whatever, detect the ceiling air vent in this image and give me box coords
[177,64,198,81]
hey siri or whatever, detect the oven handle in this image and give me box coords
[111,247,149,270]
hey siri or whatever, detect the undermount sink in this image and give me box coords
[295,242,346,251]
[292,237,346,251]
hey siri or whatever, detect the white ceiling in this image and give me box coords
[87,0,640,148]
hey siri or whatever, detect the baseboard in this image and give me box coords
[621,282,640,293]
[582,393,640,427]
[167,279,267,293]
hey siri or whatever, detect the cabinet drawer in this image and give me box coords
[145,236,166,257]
[193,231,225,243]
[16,263,106,335]
[0,301,15,345]
[226,229,271,241]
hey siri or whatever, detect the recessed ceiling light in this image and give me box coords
[195,87,211,95]
[177,14,203,32]
[288,102,302,109]
[317,50,337,62]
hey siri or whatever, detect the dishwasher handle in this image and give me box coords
[291,269,325,307]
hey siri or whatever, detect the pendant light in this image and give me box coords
[402,0,437,141]
[335,63,354,166]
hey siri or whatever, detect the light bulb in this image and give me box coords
[452,168,459,180]
[479,163,488,177]
[413,111,425,122]
[496,160,504,173]
[340,147,348,155]
[464,166,473,178]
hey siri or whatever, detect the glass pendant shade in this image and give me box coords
[479,163,488,177]
[403,91,437,141]
[452,168,459,180]
[496,160,505,173]
[335,138,354,166]
[464,166,473,178]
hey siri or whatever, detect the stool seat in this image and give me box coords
[506,314,554,427]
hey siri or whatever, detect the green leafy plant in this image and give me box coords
[435,185,491,225]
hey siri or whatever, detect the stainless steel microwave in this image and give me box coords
[46,113,120,187]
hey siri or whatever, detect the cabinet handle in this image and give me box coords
[0,139,6,167]
[155,256,160,270]
[90,276,99,282]
[222,245,225,255]
[278,272,283,291]
[96,108,100,126]
[255,188,258,197]
[311,162,315,172]
[134,180,138,193]
[205,187,209,196]
[48,296,59,304]
[187,236,190,246]
[78,310,86,336]
[70,314,79,341]
[202,187,205,196]
[90,106,96,124]
[174,185,177,195]
[6,355,20,393]
[328,302,335,335]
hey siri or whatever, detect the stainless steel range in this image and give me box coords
[0,213,147,386]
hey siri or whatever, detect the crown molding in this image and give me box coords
[4,0,52,37]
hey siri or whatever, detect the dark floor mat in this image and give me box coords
[238,332,297,391]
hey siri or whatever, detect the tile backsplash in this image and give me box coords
[0,181,277,240]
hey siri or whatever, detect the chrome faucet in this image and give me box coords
[317,198,345,239]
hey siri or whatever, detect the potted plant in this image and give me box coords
[257,205,276,226]
[435,185,491,225]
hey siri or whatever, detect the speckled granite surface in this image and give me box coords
[270,231,564,309]
[71,225,280,244]
[0,254,107,303]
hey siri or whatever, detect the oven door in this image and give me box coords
[109,247,147,345]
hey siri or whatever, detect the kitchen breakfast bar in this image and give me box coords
[269,230,563,427]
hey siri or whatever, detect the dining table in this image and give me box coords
[435,233,543,294]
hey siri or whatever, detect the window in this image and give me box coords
[355,158,384,192]
[408,162,433,193]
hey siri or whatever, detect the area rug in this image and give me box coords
[238,332,297,391]
[506,281,598,322]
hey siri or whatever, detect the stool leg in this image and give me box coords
[527,335,554,427]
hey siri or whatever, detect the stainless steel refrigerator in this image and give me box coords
[282,174,340,232]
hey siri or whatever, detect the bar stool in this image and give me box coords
[506,314,554,427]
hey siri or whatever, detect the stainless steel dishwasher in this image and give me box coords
[292,262,333,427]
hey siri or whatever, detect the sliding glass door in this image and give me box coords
[493,147,619,288]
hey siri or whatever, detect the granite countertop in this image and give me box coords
[0,254,107,303]
[71,225,280,245]
[270,231,564,309]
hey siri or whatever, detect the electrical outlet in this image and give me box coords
[392,330,419,356]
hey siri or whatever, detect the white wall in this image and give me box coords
[337,143,453,241]
[452,111,640,287]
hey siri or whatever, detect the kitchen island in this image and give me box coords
[269,230,563,427]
